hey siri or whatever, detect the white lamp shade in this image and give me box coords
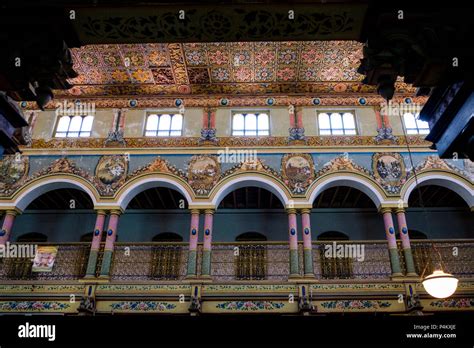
[422,270,459,299]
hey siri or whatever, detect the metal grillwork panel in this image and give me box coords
[411,240,474,278]
[0,243,90,281]
[150,245,182,280]
[312,241,392,279]
[235,244,267,280]
[110,243,188,281]
[211,243,289,281]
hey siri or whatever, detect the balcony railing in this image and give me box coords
[0,243,90,281]
[409,240,474,278]
[110,243,189,281]
[0,240,472,282]
[211,242,289,281]
[312,241,392,280]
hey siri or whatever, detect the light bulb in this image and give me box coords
[422,270,458,299]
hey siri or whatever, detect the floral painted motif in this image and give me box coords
[429,298,473,308]
[316,154,373,178]
[110,301,176,312]
[320,300,391,310]
[0,301,70,311]
[216,301,285,311]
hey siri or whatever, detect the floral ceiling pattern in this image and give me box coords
[58,41,416,98]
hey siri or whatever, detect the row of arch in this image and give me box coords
[1,170,473,211]
[15,230,430,243]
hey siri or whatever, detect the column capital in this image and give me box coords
[190,209,200,215]
[94,209,107,216]
[286,208,297,215]
[394,207,406,214]
[109,209,122,216]
[2,208,22,216]
[204,209,215,215]
[300,208,312,215]
[379,207,393,214]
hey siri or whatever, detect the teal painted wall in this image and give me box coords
[9,208,472,242]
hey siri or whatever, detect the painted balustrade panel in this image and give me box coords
[312,241,392,280]
[0,243,90,280]
[410,241,474,278]
[110,244,188,281]
[210,243,290,281]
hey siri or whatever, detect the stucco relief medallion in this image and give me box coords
[281,154,314,194]
[95,155,128,193]
[372,153,406,193]
[188,155,221,195]
[0,155,29,194]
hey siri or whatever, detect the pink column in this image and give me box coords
[203,210,214,251]
[189,210,200,251]
[301,209,312,250]
[382,208,402,276]
[301,208,314,276]
[186,209,200,277]
[382,209,397,249]
[287,208,299,276]
[91,210,106,250]
[201,209,214,276]
[104,211,121,251]
[0,210,18,245]
[99,210,121,277]
[396,209,410,249]
[396,208,417,275]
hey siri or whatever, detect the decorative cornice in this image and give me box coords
[20,95,427,110]
[26,135,432,150]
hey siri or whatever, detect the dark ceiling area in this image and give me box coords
[127,187,187,209]
[313,186,375,209]
[24,184,469,210]
[219,187,284,209]
[26,188,94,210]
[408,185,468,208]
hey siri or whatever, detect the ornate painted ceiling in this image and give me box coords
[57,41,416,99]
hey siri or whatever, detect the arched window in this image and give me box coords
[317,231,349,241]
[152,232,183,242]
[402,112,429,134]
[145,113,183,136]
[235,232,267,280]
[151,232,183,280]
[55,115,94,138]
[318,112,356,135]
[17,232,48,243]
[232,112,270,136]
[235,232,267,242]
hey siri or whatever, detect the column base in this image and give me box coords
[405,272,419,278]
[390,272,404,280]
[304,273,315,278]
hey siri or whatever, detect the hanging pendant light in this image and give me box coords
[422,269,459,299]
[396,107,459,299]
